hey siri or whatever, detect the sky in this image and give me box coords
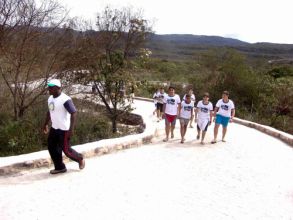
[57,0,293,44]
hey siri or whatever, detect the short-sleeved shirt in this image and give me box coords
[197,100,213,120]
[48,93,76,131]
[180,101,194,119]
[163,94,181,115]
[156,92,166,104]
[215,99,235,118]
[153,92,158,104]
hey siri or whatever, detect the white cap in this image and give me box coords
[47,79,61,87]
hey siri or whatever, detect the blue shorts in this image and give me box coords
[215,114,230,127]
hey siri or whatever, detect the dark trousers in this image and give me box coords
[48,128,83,170]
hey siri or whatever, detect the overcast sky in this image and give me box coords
[57,0,293,44]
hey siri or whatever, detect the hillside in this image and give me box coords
[146,34,293,60]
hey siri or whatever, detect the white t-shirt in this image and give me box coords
[215,99,235,118]
[163,94,181,115]
[48,93,72,130]
[156,92,166,104]
[153,92,158,104]
[180,101,194,119]
[196,100,213,120]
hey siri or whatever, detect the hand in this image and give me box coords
[43,124,49,134]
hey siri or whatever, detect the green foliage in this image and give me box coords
[267,66,293,78]
[71,112,112,145]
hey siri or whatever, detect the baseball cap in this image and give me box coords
[47,79,61,87]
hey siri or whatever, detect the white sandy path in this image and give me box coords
[1,100,293,220]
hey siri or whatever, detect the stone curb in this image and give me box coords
[135,97,293,146]
[233,118,293,146]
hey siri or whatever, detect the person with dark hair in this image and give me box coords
[43,79,85,174]
[212,91,235,144]
[179,94,194,143]
[162,86,181,142]
[183,88,196,128]
[195,93,213,144]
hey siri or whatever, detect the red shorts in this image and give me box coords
[165,113,177,125]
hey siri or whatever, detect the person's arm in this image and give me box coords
[69,112,77,136]
[209,110,213,125]
[64,99,77,137]
[177,103,181,116]
[213,107,219,122]
[190,106,194,118]
[230,109,235,122]
[42,111,51,134]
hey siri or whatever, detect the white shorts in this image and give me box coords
[197,118,210,131]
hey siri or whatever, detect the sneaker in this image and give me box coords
[50,168,67,174]
[79,159,85,170]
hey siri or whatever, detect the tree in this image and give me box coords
[73,6,152,132]
[0,0,74,120]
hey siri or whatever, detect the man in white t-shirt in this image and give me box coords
[162,86,181,142]
[179,94,194,143]
[195,92,213,144]
[43,79,85,174]
[212,91,235,144]
[183,88,196,128]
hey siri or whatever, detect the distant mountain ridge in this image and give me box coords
[149,34,249,47]
[146,34,293,60]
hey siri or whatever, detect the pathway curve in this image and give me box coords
[1,100,293,220]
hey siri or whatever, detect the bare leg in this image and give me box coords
[156,109,160,120]
[180,123,184,143]
[171,124,175,138]
[222,127,227,141]
[164,122,171,141]
[189,115,194,128]
[213,124,220,143]
[201,131,206,144]
[180,123,185,142]
[197,125,200,140]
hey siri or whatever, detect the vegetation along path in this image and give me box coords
[1,100,293,220]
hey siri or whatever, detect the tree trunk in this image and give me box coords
[112,116,117,133]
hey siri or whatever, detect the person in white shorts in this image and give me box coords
[183,88,196,128]
[162,86,181,142]
[179,94,194,143]
[155,87,166,122]
[212,91,235,144]
[152,89,159,116]
[195,92,213,144]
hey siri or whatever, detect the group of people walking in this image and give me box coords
[153,87,235,144]
[42,78,234,175]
